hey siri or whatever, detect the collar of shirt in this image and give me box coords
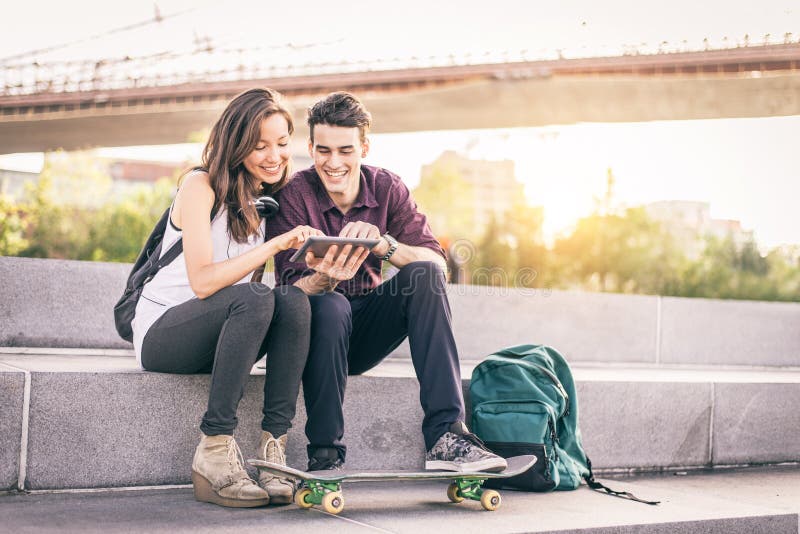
[311,167,380,214]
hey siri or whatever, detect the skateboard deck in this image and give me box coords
[248,454,536,514]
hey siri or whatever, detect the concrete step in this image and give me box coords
[2,350,799,491]
[1,466,798,533]
[3,255,800,367]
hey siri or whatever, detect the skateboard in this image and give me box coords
[248,454,536,514]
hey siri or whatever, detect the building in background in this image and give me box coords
[0,143,312,208]
[645,200,754,258]
[109,159,182,185]
[0,151,186,207]
[0,168,39,199]
[417,150,524,239]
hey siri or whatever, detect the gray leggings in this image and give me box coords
[140,283,310,437]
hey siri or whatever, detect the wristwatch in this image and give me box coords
[380,233,399,261]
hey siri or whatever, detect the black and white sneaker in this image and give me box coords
[307,448,344,472]
[425,422,508,473]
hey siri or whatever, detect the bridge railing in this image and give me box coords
[1,48,552,97]
[4,37,800,98]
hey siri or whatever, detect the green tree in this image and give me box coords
[763,247,800,301]
[0,194,28,255]
[412,159,477,241]
[672,236,799,302]
[13,151,175,262]
[84,179,174,262]
[473,214,516,287]
[39,150,114,206]
[552,207,685,294]
[505,202,549,288]
[18,173,79,259]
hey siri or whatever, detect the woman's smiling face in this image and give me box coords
[243,113,291,185]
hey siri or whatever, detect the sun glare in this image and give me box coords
[374,115,800,248]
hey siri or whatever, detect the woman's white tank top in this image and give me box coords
[131,201,265,367]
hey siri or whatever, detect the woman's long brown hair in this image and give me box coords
[194,88,294,243]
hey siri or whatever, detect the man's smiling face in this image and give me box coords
[309,123,369,208]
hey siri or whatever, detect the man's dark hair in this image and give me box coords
[307,92,372,144]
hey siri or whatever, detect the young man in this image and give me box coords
[266,92,506,473]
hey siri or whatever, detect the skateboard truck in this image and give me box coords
[447,478,501,511]
[295,481,346,514]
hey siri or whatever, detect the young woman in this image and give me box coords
[131,88,320,508]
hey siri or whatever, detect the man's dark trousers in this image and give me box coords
[302,260,465,462]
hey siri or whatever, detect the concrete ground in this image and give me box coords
[1,466,797,534]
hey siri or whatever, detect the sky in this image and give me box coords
[2,0,798,62]
[1,0,799,247]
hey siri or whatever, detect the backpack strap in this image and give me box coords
[584,457,660,505]
[127,207,171,279]
[145,198,219,281]
[155,238,183,269]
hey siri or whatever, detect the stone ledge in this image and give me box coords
[22,372,424,490]
[4,256,800,367]
[0,363,24,491]
[714,382,800,465]
[0,257,131,349]
[3,353,799,490]
[660,296,800,367]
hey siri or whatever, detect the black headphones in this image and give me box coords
[254,195,279,219]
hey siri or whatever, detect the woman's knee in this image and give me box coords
[272,285,311,323]
[228,282,275,317]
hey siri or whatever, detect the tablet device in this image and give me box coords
[288,236,381,263]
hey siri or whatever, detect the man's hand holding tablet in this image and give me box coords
[293,237,374,284]
[288,236,381,263]
[289,221,385,285]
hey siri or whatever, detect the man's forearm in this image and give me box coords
[383,243,447,270]
[293,271,339,295]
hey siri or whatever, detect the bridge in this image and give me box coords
[2,42,800,153]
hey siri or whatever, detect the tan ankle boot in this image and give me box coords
[256,431,294,504]
[191,434,269,508]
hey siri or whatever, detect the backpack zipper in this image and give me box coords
[482,356,571,417]
[474,399,559,445]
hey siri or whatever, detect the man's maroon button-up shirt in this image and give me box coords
[266,165,445,297]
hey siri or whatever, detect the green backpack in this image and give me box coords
[470,344,658,504]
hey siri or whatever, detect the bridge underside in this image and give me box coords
[2,72,800,153]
